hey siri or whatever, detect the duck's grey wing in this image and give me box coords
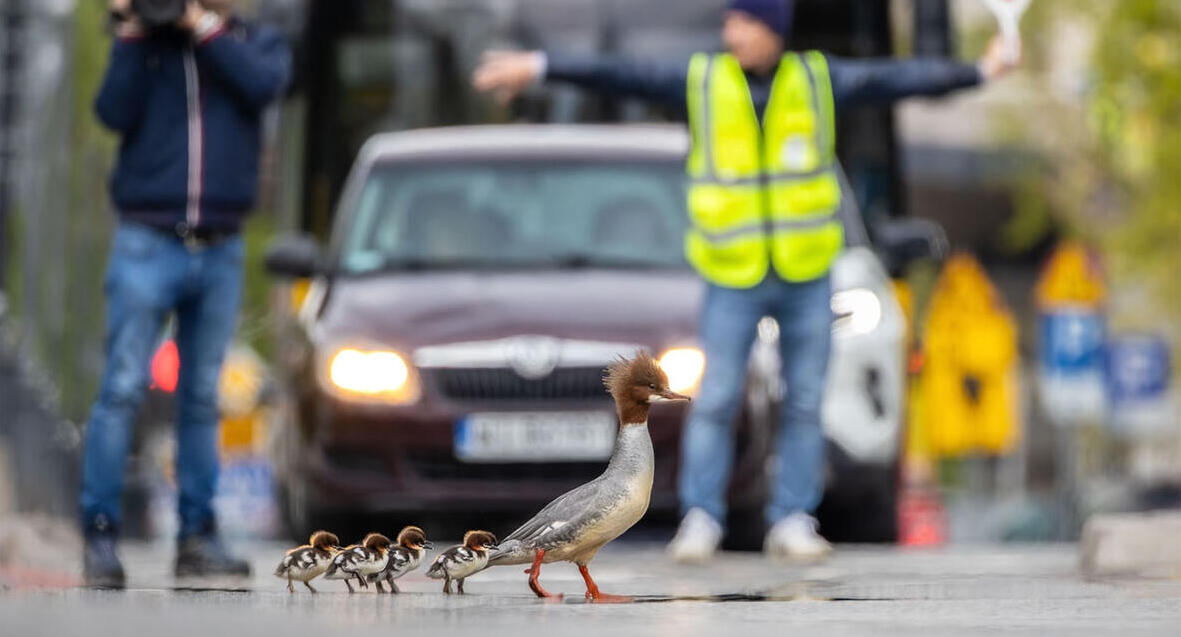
[504,479,606,543]
[490,478,610,564]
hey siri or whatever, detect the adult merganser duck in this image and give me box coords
[324,533,392,593]
[273,530,341,594]
[366,525,434,594]
[482,352,689,602]
[426,530,497,594]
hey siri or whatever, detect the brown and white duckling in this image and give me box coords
[367,525,433,594]
[426,530,497,594]
[324,533,392,593]
[323,542,368,593]
[274,530,341,593]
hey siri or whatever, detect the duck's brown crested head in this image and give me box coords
[396,525,429,549]
[362,532,392,551]
[462,530,497,551]
[603,351,690,424]
[309,530,340,551]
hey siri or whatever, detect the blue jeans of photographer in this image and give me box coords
[678,273,832,526]
[80,222,243,538]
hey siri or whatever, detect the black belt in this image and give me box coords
[161,222,236,248]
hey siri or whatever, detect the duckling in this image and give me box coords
[367,526,434,594]
[274,530,341,594]
[481,352,689,602]
[323,543,368,593]
[324,533,392,593]
[426,530,497,594]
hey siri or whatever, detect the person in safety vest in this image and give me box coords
[473,0,1018,562]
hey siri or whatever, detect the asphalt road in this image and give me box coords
[3,541,1180,636]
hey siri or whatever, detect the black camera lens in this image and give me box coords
[131,0,187,28]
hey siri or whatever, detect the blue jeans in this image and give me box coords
[678,274,833,527]
[80,222,243,538]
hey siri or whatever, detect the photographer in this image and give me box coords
[81,0,290,586]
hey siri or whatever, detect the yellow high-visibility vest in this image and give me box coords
[685,51,843,288]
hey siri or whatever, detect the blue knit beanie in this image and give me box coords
[727,0,793,40]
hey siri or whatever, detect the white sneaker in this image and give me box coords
[667,508,723,563]
[764,512,833,561]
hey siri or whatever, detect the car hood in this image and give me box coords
[316,269,704,354]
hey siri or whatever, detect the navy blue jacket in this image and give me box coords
[95,19,292,233]
[545,51,982,118]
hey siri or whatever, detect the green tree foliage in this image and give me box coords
[1088,1,1181,309]
[1007,0,1180,338]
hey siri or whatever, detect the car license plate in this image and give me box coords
[455,412,616,463]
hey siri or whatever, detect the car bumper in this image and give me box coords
[295,397,688,515]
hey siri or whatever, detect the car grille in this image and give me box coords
[424,366,609,402]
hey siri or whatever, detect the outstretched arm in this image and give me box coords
[472,50,688,110]
[830,35,1018,109]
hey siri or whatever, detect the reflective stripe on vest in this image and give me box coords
[685,51,843,287]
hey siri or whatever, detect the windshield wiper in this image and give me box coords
[549,254,683,269]
[364,256,540,272]
[348,254,684,274]
[376,256,437,271]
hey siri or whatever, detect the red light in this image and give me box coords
[151,340,179,393]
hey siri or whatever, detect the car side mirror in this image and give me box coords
[873,217,949,275]
[264,233,323,278]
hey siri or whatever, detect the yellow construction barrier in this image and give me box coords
[921,254,1021,456]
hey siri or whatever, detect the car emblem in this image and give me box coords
[506,336,561,379]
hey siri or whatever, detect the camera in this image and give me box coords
[130,0,187,28]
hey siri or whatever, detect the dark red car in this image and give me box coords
[266,124,919,545]
[267,125,731,536]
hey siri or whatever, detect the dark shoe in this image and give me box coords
[83,517,126,588]
[174,534,251,579]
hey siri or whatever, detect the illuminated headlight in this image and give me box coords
[831,288,882,336]
[320,347,420,404]
[659,348,706,394]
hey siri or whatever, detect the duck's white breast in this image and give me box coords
[553,468,653,563]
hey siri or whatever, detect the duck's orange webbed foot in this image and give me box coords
[578,564,633,604]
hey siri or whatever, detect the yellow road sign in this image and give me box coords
[1035,240,1106,310]
[921,253,1022,456]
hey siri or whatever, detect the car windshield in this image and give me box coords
[339,160,691,274]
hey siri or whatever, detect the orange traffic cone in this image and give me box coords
[897,485,947,547]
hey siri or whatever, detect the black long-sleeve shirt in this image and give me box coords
[544,51,983,118]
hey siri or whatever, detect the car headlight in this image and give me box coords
[320,347,420,404]
[659,347,706,394]
[831,288,882,336]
